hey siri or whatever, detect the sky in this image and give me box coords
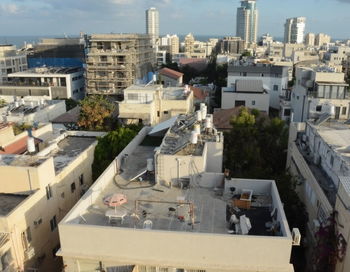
[0,0,349,39]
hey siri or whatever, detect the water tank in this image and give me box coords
[27,137,36,153]
[205,117,212,129]
[200,103,205,111]
[20,98,25,105]
[194,124,201,135]
[196,110,202,122]
[191,131,198,144]
[147,158,154,172]
[201,105,207,120]
[14,101,19,108]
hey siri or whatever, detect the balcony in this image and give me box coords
[295,137,337,206]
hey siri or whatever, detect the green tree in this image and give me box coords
[92,125,140,180]
[78,95,115,131]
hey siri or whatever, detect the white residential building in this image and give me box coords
[0,123,104,272]
[284,17,306,44]
[227,60,289,109]
[324,46,350,66]
[287,120,350,272]
[57,113,298,272]
[222,79,269,113]
[305,33,315,46]
[289,65,349,122]
[0,45,27,84]
[0,67,85,100]
[146,7,159,46]
[0,98,66,124]
[118,84,193,126]
[236,0,258,44]
[315,33,331,47]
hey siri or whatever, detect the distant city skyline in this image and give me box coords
[0,0,349,39]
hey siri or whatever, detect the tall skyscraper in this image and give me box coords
[236,0,258,44]
[284,17,306,44]
[146,7,159,45]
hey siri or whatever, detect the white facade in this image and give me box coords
[2,67,85,100]
[222,80,269,113]
[0,45,27,84]
[315,33,331,47]
[305,33,315,46]
[227,62,289,109]
[290,66,349,122]
[284,17,306,44]
[236,0,258,44]
[146,7,160,45]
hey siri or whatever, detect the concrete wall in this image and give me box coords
[59,223,294,272]
[227,75,288,109]
[205,140,223,173]
[0,125,15,146]
[221,91,270,112]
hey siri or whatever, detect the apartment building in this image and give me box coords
[305,33,315,47]
[222,79,269,113]
[146,7,160,46]
[236,0,258,44]
[58,112,298,272]
[289,65,349,122]
[0,123,104,272]
[118,84,193,126]
[315,33,331,47]
[324,46,350,66]
[0,45,27,84]
[0,98,66,123]
[0,67,85,100]
[287,119,350,272]
[86,34,156,95]
[27,37,87,68]
[284,17,306,44]
[227,60,289,109]
[218,37,246,54]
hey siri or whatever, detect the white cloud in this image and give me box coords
[1,4,20,14]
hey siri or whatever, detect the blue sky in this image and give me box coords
[0,0,349,39]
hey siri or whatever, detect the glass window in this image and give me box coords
[284,109,291,116]
[50,216,57,231]
[127,93,138,100]
[252,100,256,105]
[342,107,347,115]
[46,185,52,200]
[71,182,76,193]
[79,174,84,185]
[316,105,322,112]
[273,85,278,91]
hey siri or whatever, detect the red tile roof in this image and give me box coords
[159,67,184,79]
[0,136,41,155]
[190,86,207,101]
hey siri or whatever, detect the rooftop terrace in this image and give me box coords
[69,140,287,238]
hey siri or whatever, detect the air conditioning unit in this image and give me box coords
[292,228,301,246]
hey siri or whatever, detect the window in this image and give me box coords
[100,56,107,62]
[46,185,52,200]
[273,85,278,91]
[297,96,299,100]
[127,93,139,100]
[242,72,247,77]
[163,111,169,114]
[284,109,291,116]
[342,107,347,115]
[330,155,334,167]
[79,174,84,185]
[71,182,76,193]
[0,250,12,271]
[316,105,322,112]
[157,111,160,117]
[235,100,246,107]
[50,216,57,231]
[252,100,256,105]
[21,227,32,250]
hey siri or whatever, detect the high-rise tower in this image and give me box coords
[236,0,258,44]
[146,7,159,45]
[284,17,306,44]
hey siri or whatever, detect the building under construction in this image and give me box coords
[86,34,156,96]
